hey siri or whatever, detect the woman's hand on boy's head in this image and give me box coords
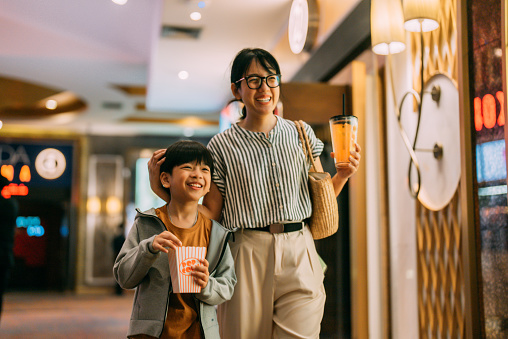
[331,143,362,179]
[191,259,209,288]
[148,149,168,200]
[152,231,182,253]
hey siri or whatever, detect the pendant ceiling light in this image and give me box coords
[403,0,440,32]
[370,0,406,55]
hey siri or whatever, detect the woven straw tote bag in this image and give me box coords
[295,120,339,239]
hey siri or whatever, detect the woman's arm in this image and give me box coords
[313,143,362,197]
[148,149,170,202]
[201,182,224,221]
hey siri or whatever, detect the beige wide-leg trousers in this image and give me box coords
[218,225,326,339]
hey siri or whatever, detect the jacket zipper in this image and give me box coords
[209,230,232,276]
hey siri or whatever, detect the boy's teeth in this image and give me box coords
[257,98,270,102]
[189,183,202,188]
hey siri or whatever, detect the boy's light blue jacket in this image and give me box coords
[113,208,236,338]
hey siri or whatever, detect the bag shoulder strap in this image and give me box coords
[294,120,317,172]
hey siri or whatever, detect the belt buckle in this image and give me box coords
[269,223,284,233]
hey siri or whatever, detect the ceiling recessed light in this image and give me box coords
[45,99,58,110]
[178,71,189,80]
[183,127,195,137]
[190,12,202,21]
[112,0,128,5]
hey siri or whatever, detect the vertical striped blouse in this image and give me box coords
[207,115,324,230]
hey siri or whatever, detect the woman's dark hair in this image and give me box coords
[160,140,214,177]
[230,48,281,118]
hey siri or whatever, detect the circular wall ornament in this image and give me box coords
[288,0,319,54]
[416,74,461,211]
[35,148,67,180]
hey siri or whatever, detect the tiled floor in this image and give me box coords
[1,291,134,338]
[1,290,342,338]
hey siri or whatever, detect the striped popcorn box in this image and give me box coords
[168,246,207,293]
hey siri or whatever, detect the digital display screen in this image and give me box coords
[476,140,507,183]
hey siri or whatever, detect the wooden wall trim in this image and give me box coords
[503,0,508,193]
[349,60,369,339]
[377,65,392,339]
[457,0,483,337]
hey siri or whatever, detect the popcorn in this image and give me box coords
[168,246,207,293]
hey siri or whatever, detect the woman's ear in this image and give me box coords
[160,172,171,189]
[231,83,242,100]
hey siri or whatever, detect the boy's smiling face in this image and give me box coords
[160,161,211,203]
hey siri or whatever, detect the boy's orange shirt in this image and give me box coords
[130,205,212,339]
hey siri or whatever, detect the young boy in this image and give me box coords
[114,140,236,339]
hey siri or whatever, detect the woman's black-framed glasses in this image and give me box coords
[235,74,281,89]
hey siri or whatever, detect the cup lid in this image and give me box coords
[330,114,358,121]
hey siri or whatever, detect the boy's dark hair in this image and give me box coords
[160,140,214,177]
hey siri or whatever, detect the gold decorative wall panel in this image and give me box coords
[416,191,465,338]
[409,0,466,337]
[410,0,458,91]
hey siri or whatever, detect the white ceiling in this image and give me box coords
[0,0,359,136]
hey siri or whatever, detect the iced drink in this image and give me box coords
[329,115,358,166]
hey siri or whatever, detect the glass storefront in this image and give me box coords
[470,0,508,336]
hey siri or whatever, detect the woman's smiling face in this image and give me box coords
[233,60,280,118]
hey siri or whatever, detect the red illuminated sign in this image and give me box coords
[1,183,29,198]
[1,164,31,198]
[474,91,505,131]
[1,164,14,181]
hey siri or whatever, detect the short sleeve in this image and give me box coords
[303,121,324,159]
[207,136,227,198]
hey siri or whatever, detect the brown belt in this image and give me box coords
[255,222,304,234]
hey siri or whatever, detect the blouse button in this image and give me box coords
[275,183,280,188]
[279,205,283,210]
[272,163,276,167]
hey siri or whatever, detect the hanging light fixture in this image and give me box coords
[370,0,444,201]
[403,0,440,32]
[370,0,406,55]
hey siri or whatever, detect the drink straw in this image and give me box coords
[342,93,345,115]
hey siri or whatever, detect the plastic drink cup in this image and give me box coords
[329,115,358,166]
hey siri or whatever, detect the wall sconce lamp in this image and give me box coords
[370,0,442,199]
[87,196,101,214]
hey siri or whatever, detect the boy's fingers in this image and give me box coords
[192,264,208,274]
[191,270,208,287]
[153,243,168,253]
[161,231,182,246]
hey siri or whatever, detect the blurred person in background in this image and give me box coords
[0,174,18,323]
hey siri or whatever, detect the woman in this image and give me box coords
[149,48,361,339]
